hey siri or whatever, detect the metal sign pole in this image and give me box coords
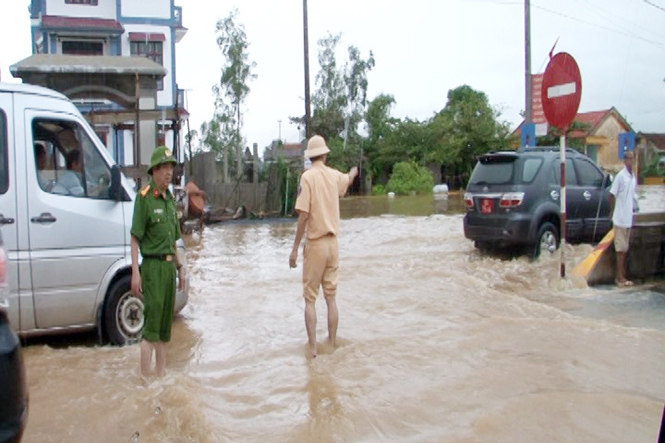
[559,134,567,278]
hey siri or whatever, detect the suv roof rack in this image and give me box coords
[517,145,579,154]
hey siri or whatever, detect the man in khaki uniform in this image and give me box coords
[289,135,358,358]
[131,146,186,378]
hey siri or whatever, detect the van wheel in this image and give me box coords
[104,275,143,345]
[534,222,559,258]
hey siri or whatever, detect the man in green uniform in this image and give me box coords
[130,146,186,378]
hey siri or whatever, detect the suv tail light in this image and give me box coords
[464,193,475,209]
[499,192,525,208]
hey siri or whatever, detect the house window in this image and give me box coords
[130,41,164,90]
[65,0,98,4]
[62,41,103,56]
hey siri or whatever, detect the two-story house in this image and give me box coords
[12,0,187,177]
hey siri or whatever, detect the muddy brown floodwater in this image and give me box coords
[20,188,665,442]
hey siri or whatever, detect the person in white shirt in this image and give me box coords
[609,150,637,287]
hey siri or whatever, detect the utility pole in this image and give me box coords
[524,0,532,126]
[303,0,311,140]
[278,119,282,142]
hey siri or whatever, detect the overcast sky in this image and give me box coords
[1,0,664,152]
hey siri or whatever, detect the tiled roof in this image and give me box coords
[567,109,612,138]
[41,15,124,33]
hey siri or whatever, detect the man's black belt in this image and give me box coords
[143,254,175,262]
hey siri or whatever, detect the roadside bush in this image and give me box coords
[386,161,434,195]
[372,184,386,195]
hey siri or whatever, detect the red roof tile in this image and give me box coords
[41,15,124,33]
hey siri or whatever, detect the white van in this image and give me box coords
[0,82,188,345]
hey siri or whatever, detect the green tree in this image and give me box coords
[200,104,240,182]
[213,9,257,182]
[364,94,397,179]
[428,85,511,176]
[291,33,374,174]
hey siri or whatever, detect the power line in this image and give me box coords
[530,3,664,47]
[470,0,665,47]
[644,0,665,13]
[573,0,665,42]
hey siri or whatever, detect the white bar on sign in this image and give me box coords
[547,82,576,99]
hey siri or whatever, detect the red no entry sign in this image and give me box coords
[541,52,582,130]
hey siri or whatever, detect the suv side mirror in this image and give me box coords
[110,165,122,201]
[604,174,612,188]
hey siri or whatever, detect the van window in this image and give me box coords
[32,119,112,200]
[0,111,7,195]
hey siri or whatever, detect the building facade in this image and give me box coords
[27,0,187,168]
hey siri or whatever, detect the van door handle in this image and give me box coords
[583,191,592,200]
[0,214,14,225]
[31,212,57,224]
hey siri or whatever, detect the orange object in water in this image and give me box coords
[186,181,206,217]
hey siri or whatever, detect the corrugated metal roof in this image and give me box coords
[10,54,166,77]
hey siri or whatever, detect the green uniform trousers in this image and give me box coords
[141,258,177,342]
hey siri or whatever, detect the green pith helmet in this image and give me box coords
[148,146,177,174]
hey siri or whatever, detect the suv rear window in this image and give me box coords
[470,156,515,185]
[469,155,542,185]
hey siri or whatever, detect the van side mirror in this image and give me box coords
[110,165,122,201]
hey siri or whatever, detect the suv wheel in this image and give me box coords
[534,222,559,257]
[104,275,143,345]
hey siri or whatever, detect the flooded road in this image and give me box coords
[20,188,665,442]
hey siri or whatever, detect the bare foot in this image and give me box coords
[308,344,317,359]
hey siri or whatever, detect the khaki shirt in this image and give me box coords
[131,181,181,255]
[295,161,350,240]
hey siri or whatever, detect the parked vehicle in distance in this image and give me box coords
[463,147,613,257]
[0,229,28,443]
[0,82,188,345]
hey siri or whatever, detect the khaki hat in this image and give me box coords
[148,146,176,174]
[304,135,331,159]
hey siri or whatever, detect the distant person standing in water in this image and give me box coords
[609,149,637,287]
[289,135,358,358]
